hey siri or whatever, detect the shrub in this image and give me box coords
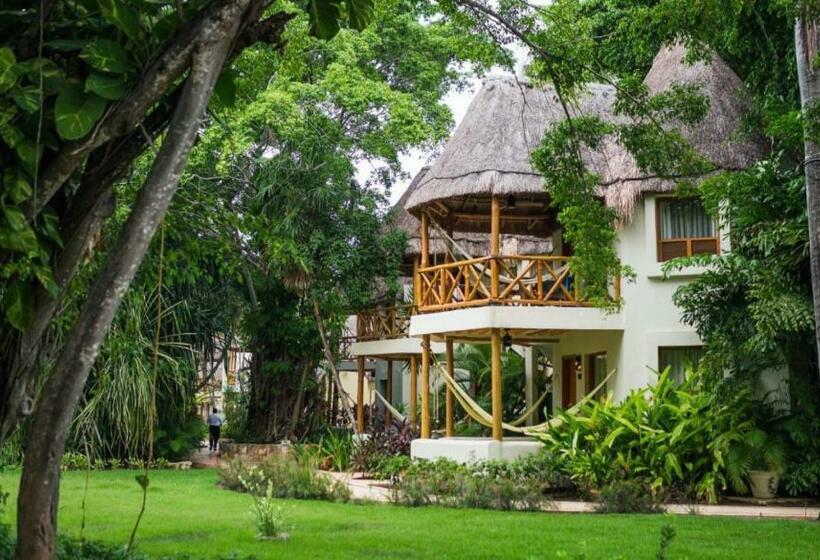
[318,430,354,472]
[352,421,415,476]
[60,453,169,471]
[595,480,665,514]
[240,478,289,540]
[391,457,553,511]
[536,367,762,503]
[218,453,350,502]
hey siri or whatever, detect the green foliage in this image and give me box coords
[537,367,766,503]
[391,457,554,511]
[595,480,664,513]
[351,422,415,475]
[69,286,198,461]
[318,430,354,471]
[239,477,290,539]
[219,454,350,502]
[452,344,526,422]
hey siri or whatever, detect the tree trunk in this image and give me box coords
[795,15,820,370]
[312,300,356,428]
[14,5,246,556]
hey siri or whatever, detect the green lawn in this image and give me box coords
[1,469,819,559]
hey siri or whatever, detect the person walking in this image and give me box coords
[208,407,224,453]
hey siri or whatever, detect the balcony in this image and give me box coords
[415,255,619,312]
[355,305,412,340]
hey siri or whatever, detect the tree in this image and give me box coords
[0,1,375,557]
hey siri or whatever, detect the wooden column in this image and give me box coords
[445,338,455,437]
[490,196,501,299]
[356,356,365,433]
[420,212,430,267]
[409,355,418,428]
[413,256,421,307]
[421,335,431,438]
[385,359,393,426]
[490,329,503,441]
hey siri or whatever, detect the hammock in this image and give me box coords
[436,359,616,435]
[429,221,571,290]
[374,390,406,423]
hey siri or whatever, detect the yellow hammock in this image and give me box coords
[435,360,616,435]
[374,389,407,423]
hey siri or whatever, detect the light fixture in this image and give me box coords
[502,330,513,352]
[505,194,516,209]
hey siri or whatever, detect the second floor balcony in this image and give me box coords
[415,255,620,313]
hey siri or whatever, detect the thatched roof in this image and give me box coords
[406,44,766,223]
[389,167,552,262]
[603,43,767,217]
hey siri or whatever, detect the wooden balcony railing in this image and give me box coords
[355,305,413,341]
[415,255,619,312]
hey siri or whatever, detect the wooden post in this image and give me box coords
[490,329,503,441]
[356,356,365,433]
[614,271,622,302]
[445,338,455,437]
[385,359,393,427]
[421,335,431,438]
[409,355,418,429]
[490,196,501,299]
[421,212,430,268]
[413,256,421,307]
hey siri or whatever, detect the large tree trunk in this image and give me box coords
[795,15,820,371]
[14,5,247,557]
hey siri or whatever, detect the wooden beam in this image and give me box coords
[490,329,503,441]
[421,335,431,439]
[445,338,455,437]
[490,197,500,299]
[409,355,418,429]
[420,212,430,268]
[385,359,393,427]
[356,356,365,434]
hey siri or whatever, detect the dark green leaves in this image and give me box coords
[0,48,18,93]
[98,0,143,42]
[55,84,107,140]
[306,0,375,39]
[80,40,132,74]
[346,0,374,31]
[3,282,34,330]
[135,474,150,490]
[308,0,342,40]
[86,73,127,100]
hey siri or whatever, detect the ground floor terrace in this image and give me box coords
[1,469,819,559]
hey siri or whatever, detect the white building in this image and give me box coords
[347,44,766,461]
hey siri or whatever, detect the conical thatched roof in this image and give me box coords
[407,44,766,224]
[389,167,552,263]
[603,43,767,217]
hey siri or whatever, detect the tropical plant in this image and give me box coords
[352,421,416,475]
[239,478,289,540]
[451,344,527,422]
[318,430,355,472]
[536,367,763,503]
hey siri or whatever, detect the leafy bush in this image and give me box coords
[60,453,169,471]
[154,415,206,462]
[595,480,665,513]
[391,458,553,511]
[536,367,763,503]
[352,421,415,476]
[240,478,289,540]
[371,455,412,481]
[318,430,354,472]
[218,453,350,502]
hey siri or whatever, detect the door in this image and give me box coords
[561,355,579,408]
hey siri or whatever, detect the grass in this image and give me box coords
[0,469,819,559]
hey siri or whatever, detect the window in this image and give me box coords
[586,352,608,395]
[656,198,719,262]
[658,346,704,384]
